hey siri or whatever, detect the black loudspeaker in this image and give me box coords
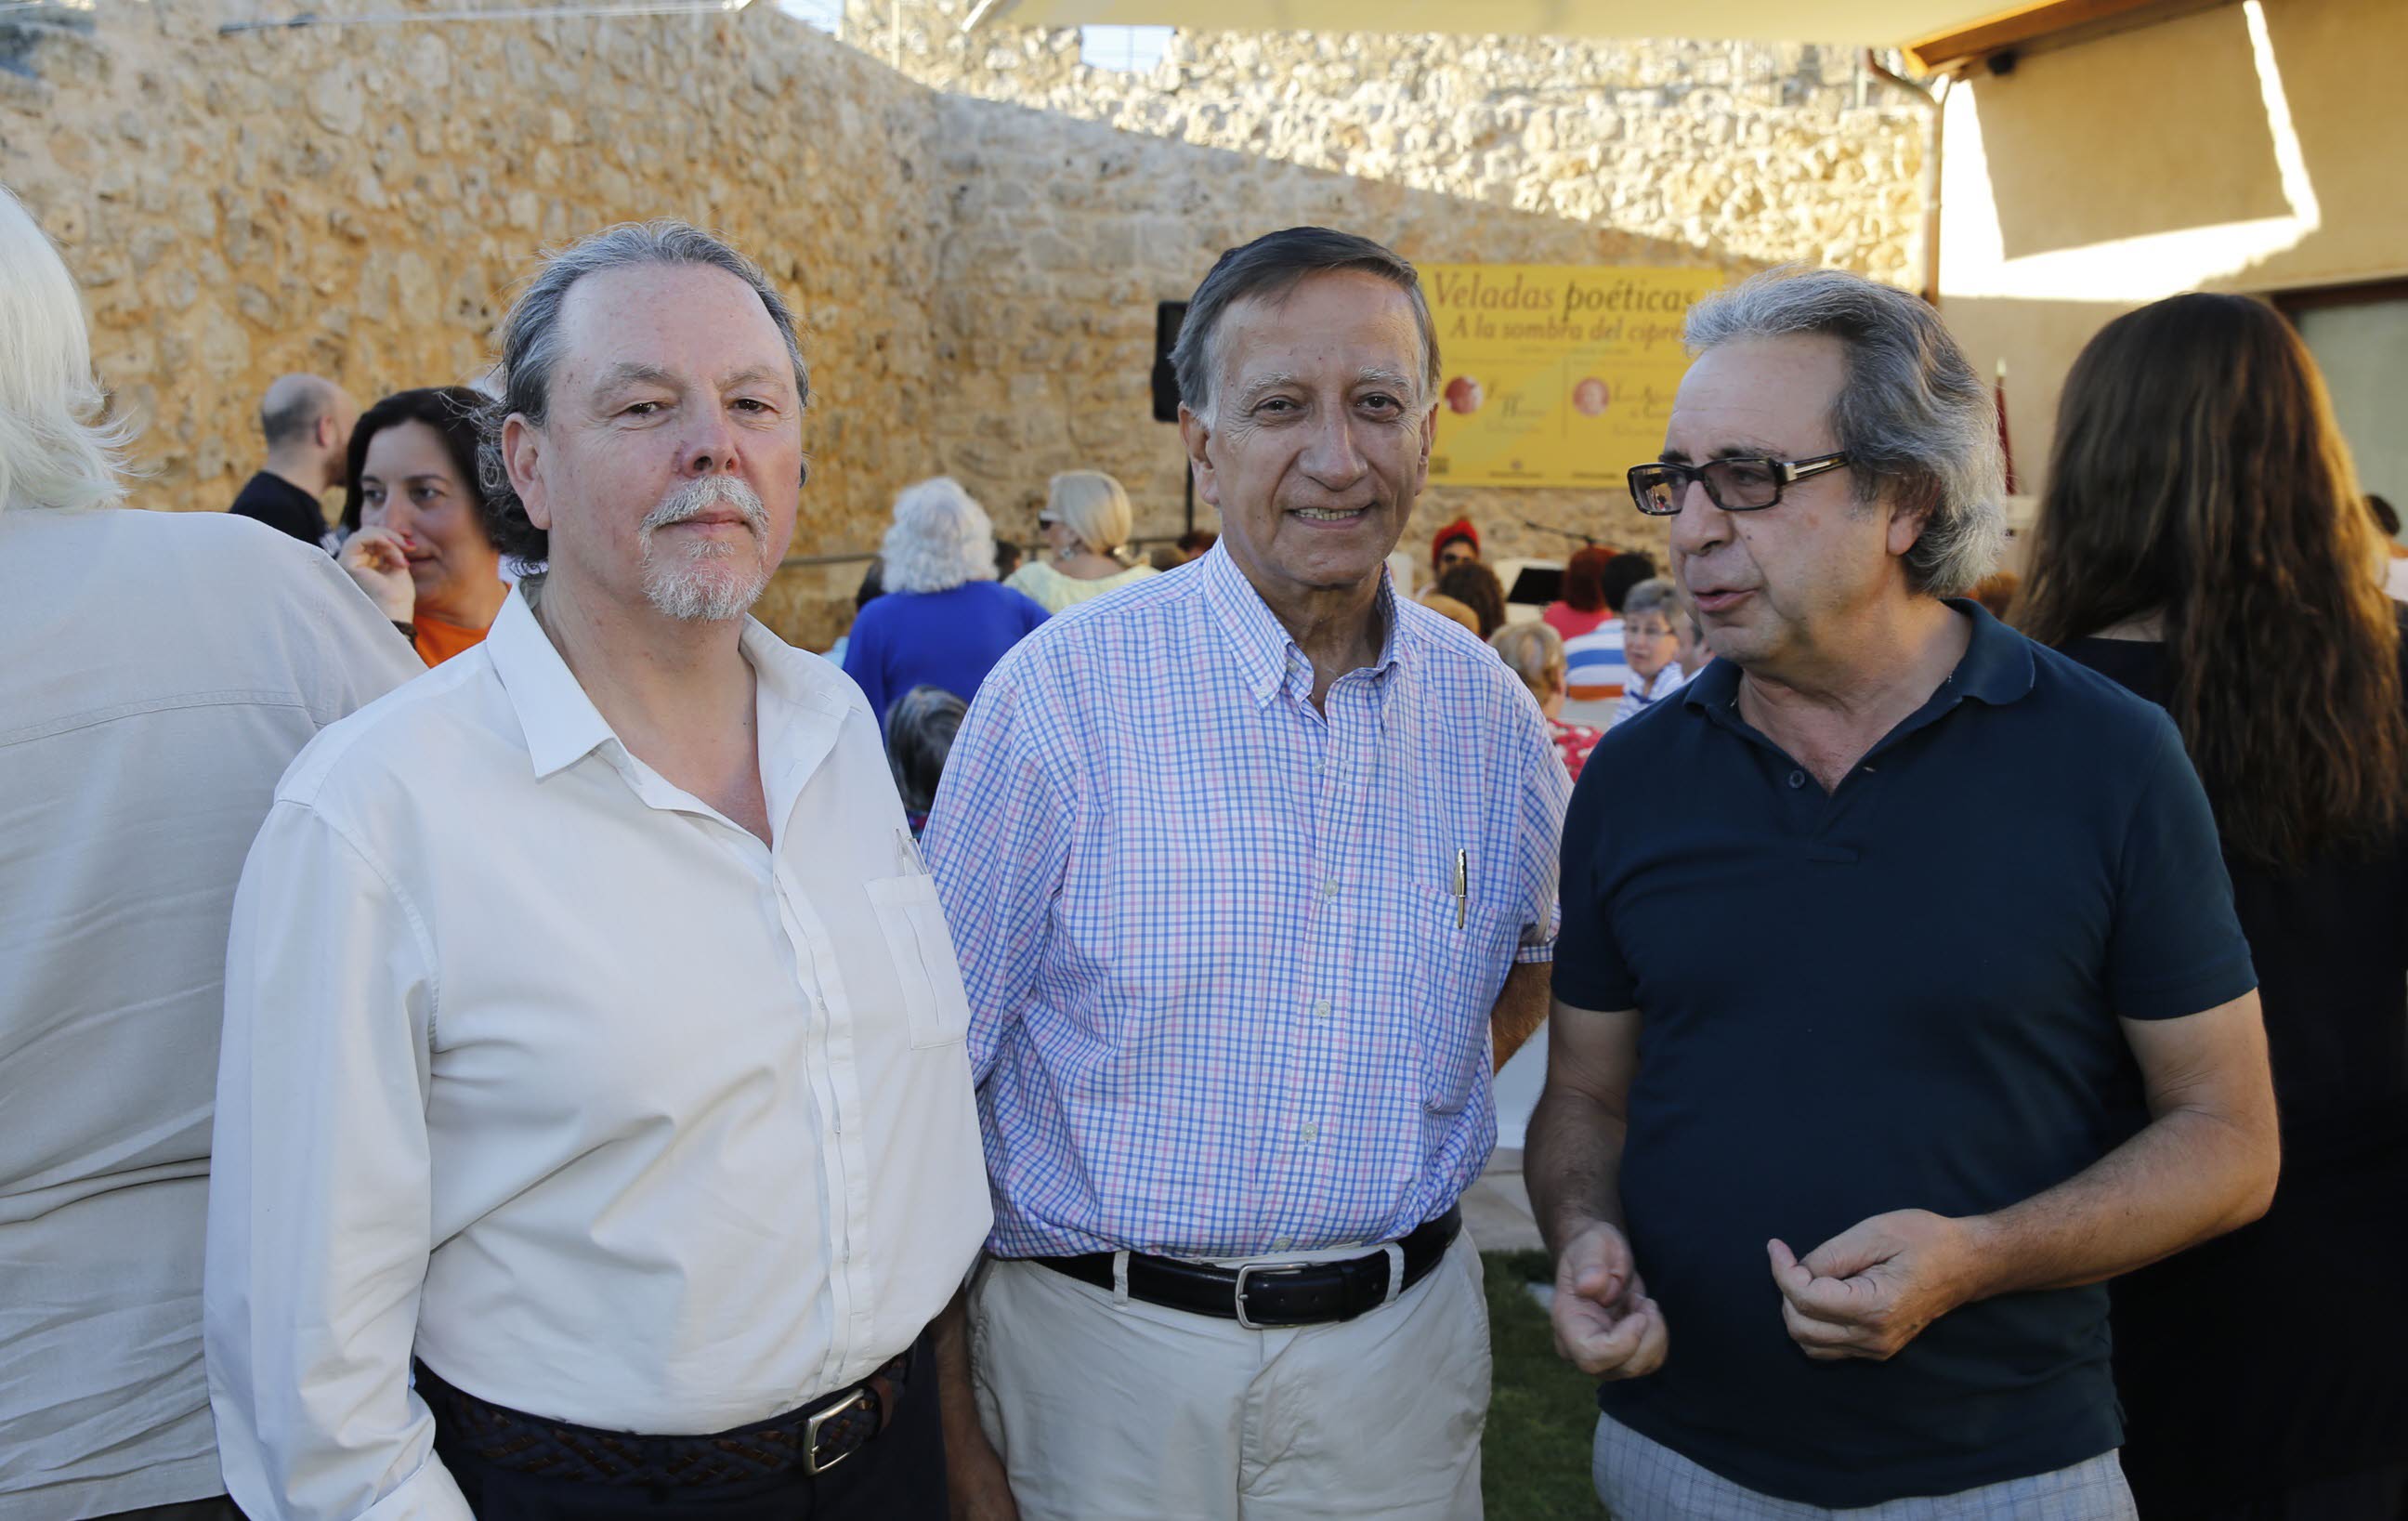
[1151,302,1188,424]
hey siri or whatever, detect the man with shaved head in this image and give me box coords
[229,373,356,547]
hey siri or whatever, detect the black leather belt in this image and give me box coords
[1027,1206,1461,1329]
[415,1344,910,1487]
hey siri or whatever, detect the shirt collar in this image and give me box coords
[483,586,862,781]
[1682,597,2036,720]
[1942,597,2037,704]
[1197,542,1408,708]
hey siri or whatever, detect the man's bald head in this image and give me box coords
[259,373,358,492]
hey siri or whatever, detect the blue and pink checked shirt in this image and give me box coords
[923,545,1570,1259]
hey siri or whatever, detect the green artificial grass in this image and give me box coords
[1482,1250,1612,1519]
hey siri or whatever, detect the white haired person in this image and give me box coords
[0,184,418,1520]
[1606,577,1689,726]
[1002,467,1158,612]
[843,475,1047,723]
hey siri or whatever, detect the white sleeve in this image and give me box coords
[205,800,473,1521]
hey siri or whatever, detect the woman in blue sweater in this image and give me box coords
[842,477,1047,724]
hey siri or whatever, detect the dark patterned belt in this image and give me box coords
[414,1346,911,1488]
[1027,1206,1461,1328]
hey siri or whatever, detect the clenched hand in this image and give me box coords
[1551,1221,1669,1379]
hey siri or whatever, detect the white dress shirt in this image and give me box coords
[205,589,989,1521]
[0,506,420,1521]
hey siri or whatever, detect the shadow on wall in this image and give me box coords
[1939,0,2408,509]
[1970,2,2292,263]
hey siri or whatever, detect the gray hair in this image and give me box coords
[1171,226,1440,426]
[0,184,132,515]
[1621,577,1679,623]
[885,684,968,819]
[477,220,810,562]
[1684,267,2004,597]
[880,476,999,595]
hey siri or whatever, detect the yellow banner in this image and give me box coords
[1422,265,1727,490]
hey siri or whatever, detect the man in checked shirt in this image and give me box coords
[923,227,1570,1521]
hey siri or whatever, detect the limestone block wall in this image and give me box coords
[8,0,1927,643]
[872,1,1930,564]
[3,0,947,648]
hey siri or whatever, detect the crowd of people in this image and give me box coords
[3,174,2404,1521]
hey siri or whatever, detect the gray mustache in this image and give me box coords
[641,475,768,534]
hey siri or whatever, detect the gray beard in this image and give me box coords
[638,476,773,623]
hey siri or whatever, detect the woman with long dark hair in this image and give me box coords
[2020,292,2408,1520]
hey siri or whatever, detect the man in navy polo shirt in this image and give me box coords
[1527,269,2281,1519]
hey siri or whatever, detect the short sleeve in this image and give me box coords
[2105,715,2258,1020]
[1551,758,1637,1012]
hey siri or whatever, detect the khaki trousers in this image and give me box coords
[969,1231,1490,1521]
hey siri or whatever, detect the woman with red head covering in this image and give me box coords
[1430,518,1480,576]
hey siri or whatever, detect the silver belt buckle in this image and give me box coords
[803,1386,876,1476]
[1234,1261,1302,1331]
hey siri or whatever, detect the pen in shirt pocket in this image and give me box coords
[1454,846,1470,928]
[896,826,932,877]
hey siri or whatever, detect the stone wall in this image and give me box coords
[876,1,1930,564]
[3,0,946,648]
[7,0,1928,644]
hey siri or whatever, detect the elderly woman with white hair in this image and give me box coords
[1002,468,1158,613]
[842,475,1048,723]
[0,183,418,1519]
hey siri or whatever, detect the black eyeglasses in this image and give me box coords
[1626,452,1851,516]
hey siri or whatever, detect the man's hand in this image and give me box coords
[947,1436,1020,1521]
[340,526,418,623]
[1768,1210,1985,1362]
[935,1285,1019,1521]
[1550,1220,1668,1379]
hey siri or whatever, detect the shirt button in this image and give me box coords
[1322,878,1340,899]
[1301,1121,1318,1143]
[1787,769,1806,789]
[1312,999,1332,1019]
[1271,1237,1292,1252]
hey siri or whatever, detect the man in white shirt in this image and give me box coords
[0,184,421,1521]
[205,221,988,1521]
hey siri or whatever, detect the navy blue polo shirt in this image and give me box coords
[1554,602,2257,1508]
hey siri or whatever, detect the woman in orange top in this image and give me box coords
[337,387,508,666]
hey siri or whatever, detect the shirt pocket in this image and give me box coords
[1405,884,1516,1114]
[866,873,974,1049]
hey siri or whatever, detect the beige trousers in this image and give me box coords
[968,1230,1491,1521]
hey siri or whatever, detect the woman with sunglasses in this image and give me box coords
[2020,294,2408,1521]
[1004,469,1158,614]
